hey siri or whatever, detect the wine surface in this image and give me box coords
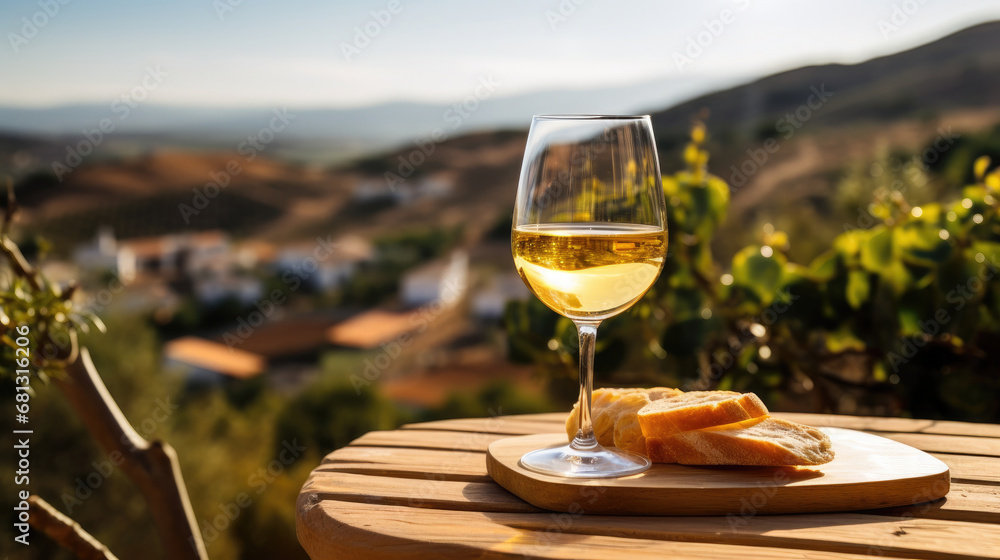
[512,223,666,321]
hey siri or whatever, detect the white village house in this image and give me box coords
[401,250,468,307]
[272,235,373,291]
[471,271,531,319]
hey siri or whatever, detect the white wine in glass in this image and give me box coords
[512,115,667,478]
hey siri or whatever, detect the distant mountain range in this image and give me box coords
[650,21,1000,140]
[0,74,742,152]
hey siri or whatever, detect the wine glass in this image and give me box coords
[512,115,667,478]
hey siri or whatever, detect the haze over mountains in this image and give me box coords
[0,73,741,152]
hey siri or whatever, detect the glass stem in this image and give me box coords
[571,321,601,450]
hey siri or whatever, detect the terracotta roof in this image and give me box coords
[326,310,418,349]
[230,316,339,358]
[163,336,265,379]
[237,239,278,263]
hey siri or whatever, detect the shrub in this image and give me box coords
[506,124,1000,422]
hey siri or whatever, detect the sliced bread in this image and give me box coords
[637,391,769,437]
[565,387,683,445]
[611,394,653,454]
[645,416,835,466]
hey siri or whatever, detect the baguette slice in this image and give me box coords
[637,391,769,437]
[565,387,682,445]
[612,394,654,454]
[645,417,834,466]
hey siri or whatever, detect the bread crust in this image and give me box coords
[645,417,834,466]
[565,387,682,444]
[637,391,769,436]
[563,388,834,467]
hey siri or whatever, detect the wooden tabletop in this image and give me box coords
[296,412,1000,559]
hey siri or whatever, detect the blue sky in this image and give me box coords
[2,0,999,108]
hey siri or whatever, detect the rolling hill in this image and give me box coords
[6,21,1000,263]
[650,21,1000,139]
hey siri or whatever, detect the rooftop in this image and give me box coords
[163,336,266,379]
[326,309,419,350]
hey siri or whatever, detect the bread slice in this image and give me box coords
[581,388,640,445]
[565,387,682,445]
[645,417,834,466]
[637,391,769,437]
[611,394,653,454]
[565,388,832,467]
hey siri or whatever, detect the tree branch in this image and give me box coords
[0,235,42,292]
[1,185,204,558]
[3,176,17,235]
[55,347,207,560]
[28,495,119,560]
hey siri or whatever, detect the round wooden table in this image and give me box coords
[296,412,1000,559]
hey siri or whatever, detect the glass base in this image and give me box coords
[519,441,651,478]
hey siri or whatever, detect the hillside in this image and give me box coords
[7,129,529,251]
[651,21,1000,139]
[10,149,353,245]
[6,21,1000,260]
[646,21,1000,259]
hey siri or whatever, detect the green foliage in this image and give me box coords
[505,123,1000,421]
[1,223,105,380]
[424,379,557,421]
[928,123,1000,187]
[835,150,936,224]
[154,295,249,338]
[0,316,175,560]
[372,225,464,262]
[274,372,406,456]
[486,209,514,241]
[169,383,302,560]
[0,310,319,560]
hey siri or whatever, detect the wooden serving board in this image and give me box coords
[486,428,950,516]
